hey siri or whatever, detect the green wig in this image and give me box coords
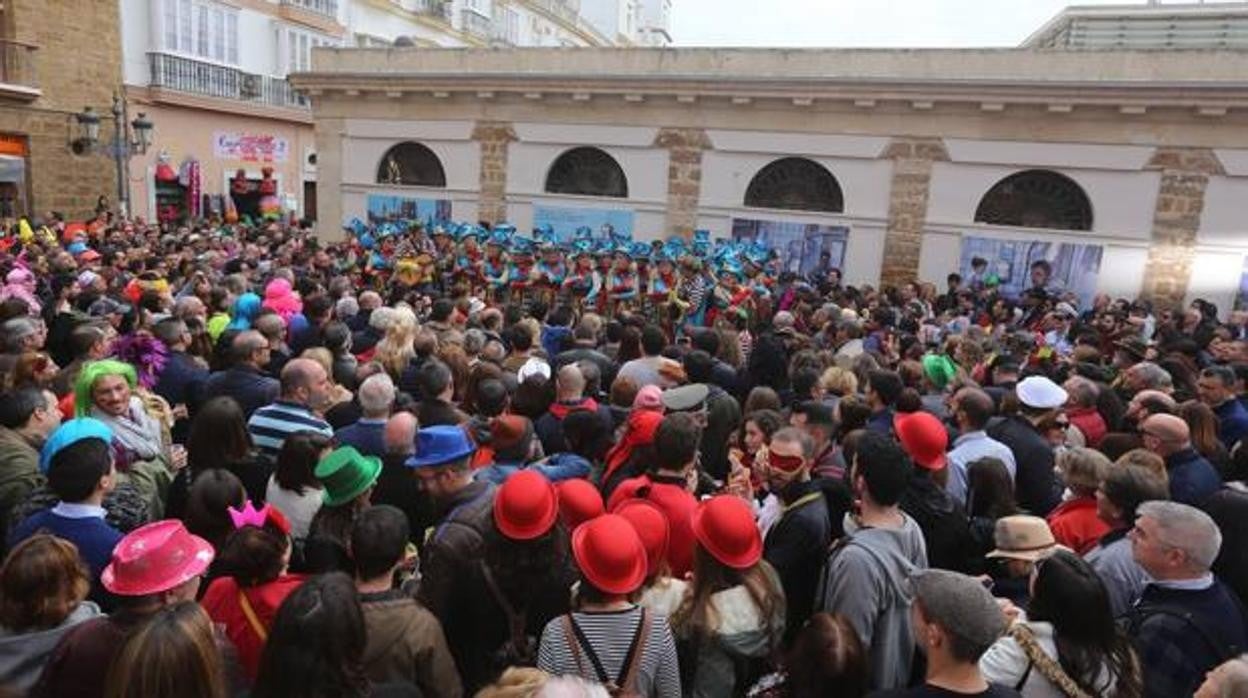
[74,359,138,417]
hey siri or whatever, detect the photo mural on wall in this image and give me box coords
[730,218,849,277]
[959,235,1104,308]
[364,194,452,227]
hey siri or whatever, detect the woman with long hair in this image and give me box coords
[1179,400,1231,476]
[747,612,869,698]
[265,432,331,540]
[184,468,247,556]
[373,307,418,383]
[167,397,266,520]
[981,549,1142,697]
[103,601,227,698]
[672,495,786,698]
[0,535,102,691]
[966,457,1019,573]
[201,503,304,681]
[251,572,419,698]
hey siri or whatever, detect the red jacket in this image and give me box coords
[201,574,305,680]
[1046,496,1109,555]
[1066,406,1107,448]
[608,473,698,578]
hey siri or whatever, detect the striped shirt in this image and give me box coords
[247,400,333,461]
[537,605,681,698]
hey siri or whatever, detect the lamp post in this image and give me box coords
[73,93,154,219]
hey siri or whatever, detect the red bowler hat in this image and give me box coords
[494,470,559,541]
[556,478,604,531]
[101,519,215,596]
[691,495,762,570]
[572,514,647,595]
[613,498,670,578]
[894,411,949,471]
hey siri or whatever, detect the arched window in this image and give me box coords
[376,141,446,187]
[744,157,844,213]
[544,147,628,198]
[974,169,1093,231]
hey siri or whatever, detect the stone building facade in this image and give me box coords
[0,0,121,219]
[293,48,1248,314]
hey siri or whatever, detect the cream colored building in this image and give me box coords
[292,48,1248,313]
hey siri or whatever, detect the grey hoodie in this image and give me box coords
[819,512,927,691]
[0,601,102,693]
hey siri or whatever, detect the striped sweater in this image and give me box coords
[246,400,333,461]
[537,605,681,697]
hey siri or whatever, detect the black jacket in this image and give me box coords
[763,477,849,646]
[987,415,1062,516]
[1205,483,1248,607]
[701,384,742,481]
[372,454,436,549]
[199,365,279,419]
[899,472,974,573]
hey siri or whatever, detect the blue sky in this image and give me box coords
[670,0,1206,47]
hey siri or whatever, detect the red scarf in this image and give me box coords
[603,409,663,483]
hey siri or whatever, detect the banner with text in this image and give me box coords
[959,235,1104,308]
[532,205,635,242]
[730,218,849,276]
[213,132,289,163]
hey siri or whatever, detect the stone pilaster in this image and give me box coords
[471,121,516,226]
[654,128,712,239]
[881,137,948,287]
[1140,147,1224,310]
[314,117,345,241]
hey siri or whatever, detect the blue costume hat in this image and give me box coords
[628,241,651,260]
[510,235,535,257]
[488,228,510,248]
[692,230,712,256]
[573,226,594,243]
[41,418,113,473]
[406,425,476,469]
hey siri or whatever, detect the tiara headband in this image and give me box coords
[227,501,291,536]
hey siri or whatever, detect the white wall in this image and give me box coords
[927,161,1160,240]
[120,0,152,87]
[1188,250,1245,318]
[700,151,892,219]
[238,10,280,76]
[1198,175,1248,247]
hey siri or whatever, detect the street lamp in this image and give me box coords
[71,94,156,218]
[74,106,100,149]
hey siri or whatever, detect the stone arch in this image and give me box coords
[744,157,844,213]
[544,147,629,198]
[376,141,447,187]
[974,169,1093,231]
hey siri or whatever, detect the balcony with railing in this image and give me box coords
[460,9,494,38]
[281,0,339,20]
[407,0,452,22]
[0,40,39,100]
[148,53,309,112]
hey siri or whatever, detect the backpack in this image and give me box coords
[480,560,538,669]
[563,609,651,698]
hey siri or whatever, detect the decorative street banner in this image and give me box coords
[213,132,290,163]
[959,235,1104,308]
[731,218,849,276]
[365,194,452,225]
[532,205,635,242]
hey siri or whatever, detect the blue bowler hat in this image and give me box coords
[405,425,476,469]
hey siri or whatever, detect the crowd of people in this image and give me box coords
[0,214,1244,697]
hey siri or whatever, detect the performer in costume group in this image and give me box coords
[341,215,806,335]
